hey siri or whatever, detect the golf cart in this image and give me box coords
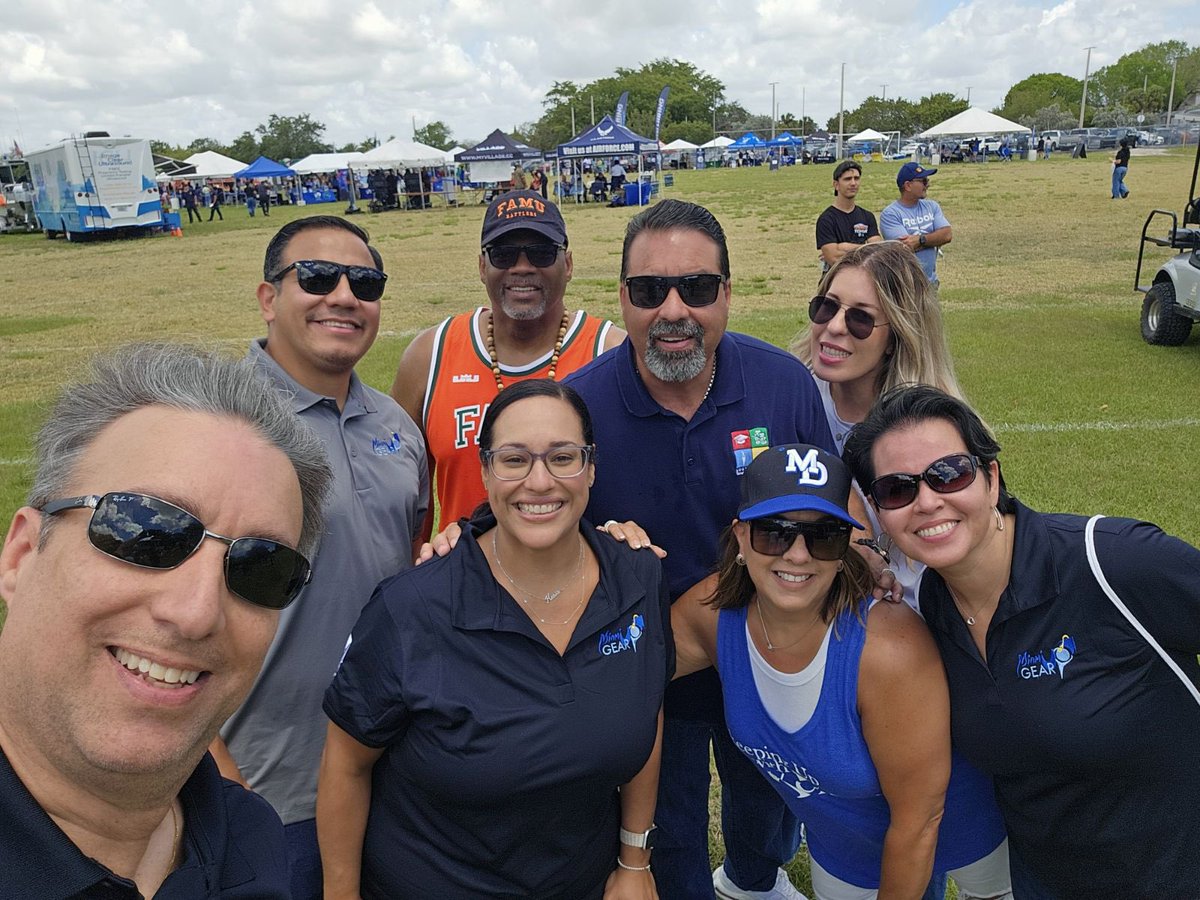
[1135,139,1200,345]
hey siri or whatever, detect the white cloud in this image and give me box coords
[0,0,1192,153]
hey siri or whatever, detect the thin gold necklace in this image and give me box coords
[494,533,589,627]
[947,584,990,627]
[485,310,571,391]
[493,531,584,603]
[754,597,824,652]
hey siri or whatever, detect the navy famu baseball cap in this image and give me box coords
[738,444,863,528]
[481,189,568,247]
[897,162,937,188]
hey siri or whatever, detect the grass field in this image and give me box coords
[2,149,1198,894]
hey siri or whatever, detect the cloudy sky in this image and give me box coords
[2,0,1194,155]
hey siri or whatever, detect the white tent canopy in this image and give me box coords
[184,150,246,178]
[919,107,1030,137]
[359,139,448,168]
[291,152,368,174]
[662,138,699,151]
[848,128,887,142]
[700,135,734,148]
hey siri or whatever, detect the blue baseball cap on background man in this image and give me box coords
[896,162,937,188]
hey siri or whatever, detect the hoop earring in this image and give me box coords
[735,553,746,567]
[836,561,844,572]
[993,506,1005,532]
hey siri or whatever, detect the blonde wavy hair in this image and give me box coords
[790,242,965,400]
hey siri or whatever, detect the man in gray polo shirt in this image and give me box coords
[211,215,429,900]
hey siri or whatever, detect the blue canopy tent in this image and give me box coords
[767,132,803,148]
[232,156,296,179]
[728,132,766,149]
[555,115,658,205]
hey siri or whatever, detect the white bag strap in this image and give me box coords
[1085,514,1200,707]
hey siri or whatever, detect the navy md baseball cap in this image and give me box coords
[738,444,863,528]
[481,190,568,247]
[896,162,937,188]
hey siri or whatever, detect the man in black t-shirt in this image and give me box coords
[815,160,881,276]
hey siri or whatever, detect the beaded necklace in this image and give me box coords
[485,310,571,391]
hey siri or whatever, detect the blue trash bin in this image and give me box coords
[623,182,639,206]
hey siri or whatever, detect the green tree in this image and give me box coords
[227,131,259,162]
[663,120,714,145]
[254,113,332,162]
[1023,104,1076,132]
[777,113,819,136]
[1090,42,1196,114]
[911,93,969,133]
[413,121,454,150]
[150,140,190,159]
[837,97,918,136]
[1000,73,1083,122]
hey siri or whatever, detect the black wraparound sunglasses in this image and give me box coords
[271,259,387,302]
[483,243,564,269]
[749,518,852,560]
[624,274,726,309]
[39,492,312,610]
[808,296,888,341]
[868,453,981,510]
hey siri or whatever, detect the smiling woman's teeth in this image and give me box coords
[114,648,200,686]
[917,522,956,538]
[775,572,812,583]
[518,501,562,514]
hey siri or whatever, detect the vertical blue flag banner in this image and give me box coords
[654,86,671,141]
[615,92,630,126]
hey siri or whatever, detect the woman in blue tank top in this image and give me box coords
[672,443,1011,900]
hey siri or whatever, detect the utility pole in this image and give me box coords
[801,86,806,137]
[1167,55,1180,126]
[571,106,576,137]
[590,95,595,125]
[770,82,779,140]
[837,63,845,160]
[881,84,887,102]
[1079,46,1095,128]
[966,86,972,106]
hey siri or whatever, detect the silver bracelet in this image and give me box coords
[616,858,652,872]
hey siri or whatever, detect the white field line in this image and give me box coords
[993,417,1200,434]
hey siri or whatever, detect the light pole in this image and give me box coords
[1079,46,1095,128]
[838,63,845,160]
[801,86,806,137]
[1167,55,1180,126]
[966,86,972,106]
[881,84,888,102]
[770,82,779,140]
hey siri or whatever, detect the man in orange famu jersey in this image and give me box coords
[391,189,624,537]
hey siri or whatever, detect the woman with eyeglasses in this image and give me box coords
[790,241,964,608]
[842,386,1200,898]
[317,378,670,900]
[671,443,1011,900]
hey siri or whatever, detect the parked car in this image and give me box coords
[1040,130,1064,150]
[1138,130,1164,145]
[810,143,836,164]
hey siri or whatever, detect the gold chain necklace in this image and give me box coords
[947,584,990,627]
[754,597,824,652]
[493,533,589,626]
[485,310,571,392]
[493,531,583,603]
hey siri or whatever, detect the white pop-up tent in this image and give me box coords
[358,139,449,169]
[919,107,1029,137]
[848,128,887,142]
[700,135,734,149]
[291,152,368,174]
[184,150,247,179]
[662,138,700,151]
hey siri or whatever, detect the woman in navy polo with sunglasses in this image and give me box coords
[791,240,964,610]
[843,386,1200,898]
[672,443,1011,900]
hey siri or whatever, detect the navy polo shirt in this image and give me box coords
[0,749,288,898]
[323,517,672,899]
[565,332,834,719]
[919,501,1200,898]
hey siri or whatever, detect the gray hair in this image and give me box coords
[29,342,332,556]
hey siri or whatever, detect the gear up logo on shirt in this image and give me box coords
[371,431,404,456]
[1016,634,1076,680]
[598,614,645,656]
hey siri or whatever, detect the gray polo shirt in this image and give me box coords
[220,339,429,824]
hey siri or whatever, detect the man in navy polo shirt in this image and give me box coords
[565,199,838,900]
[0,343,331,898]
